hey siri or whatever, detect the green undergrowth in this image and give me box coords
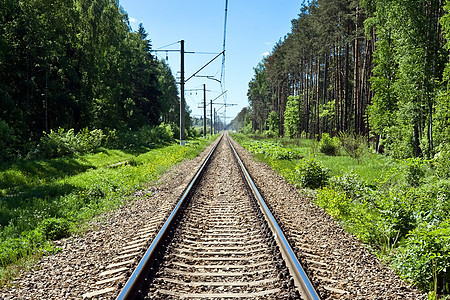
[0,136,215,286]
[232,133,450,297]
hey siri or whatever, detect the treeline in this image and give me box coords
[244,0,450,159]
[0,0,183,161]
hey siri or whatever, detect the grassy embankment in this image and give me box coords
[0,136,216,286]
[231,133,449,299]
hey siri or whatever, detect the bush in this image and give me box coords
[319,133,340,156]
[316,186,380,245]
[117,123,175,148]
[316,187,352,219]
[76,128,105,153]
[329,171,373,201]
[0,119,17,161]
[404,158,427,187]
[338,131,367,162]
[243,140,302,160]
[292,157,329,189]
[411,179,450,222]
[39,218,71,240]
[30,128,105,158]
[392,221,450,294]
[434,143,450,180]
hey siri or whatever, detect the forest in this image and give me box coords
[243,0,450,160]
[0,0,187,162]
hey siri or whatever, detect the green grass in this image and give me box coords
[0,136,216,285]
[233,133,399,186]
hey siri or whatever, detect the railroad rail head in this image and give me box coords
[115,132,320,299]
[116,135,223,300]
[226,133,320,300]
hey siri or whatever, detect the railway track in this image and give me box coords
[115,134,319,299]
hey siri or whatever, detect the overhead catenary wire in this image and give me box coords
[220,0,229,126]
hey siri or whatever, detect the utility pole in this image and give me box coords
[203,84,206,138]
[180,40,185,145]
[214,108,217,134]
[210,100,213,136]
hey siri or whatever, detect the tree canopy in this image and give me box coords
[246,0,450,159]
[0,0,183,160]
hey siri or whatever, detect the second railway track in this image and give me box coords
[116,134,319,299]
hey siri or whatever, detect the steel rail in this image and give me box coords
[226,134,321,300]
[116,135,223,300]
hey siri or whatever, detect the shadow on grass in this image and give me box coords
[0,182,78,227]
[0,158,94,190]
[119,142,172,156]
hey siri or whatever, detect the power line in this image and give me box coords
[220,0,228,87]
[220,0,229,126]
[156,41,180,50]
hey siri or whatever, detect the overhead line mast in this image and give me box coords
[220,0,229,127]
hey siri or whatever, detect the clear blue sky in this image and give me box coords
[118,0,303,123]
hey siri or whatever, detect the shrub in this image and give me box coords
[411,179,450,222]
[0,119,17,161]
[434,143,450,180]
[265,111,279,137]
[319,133,340,156]
[392,221,450,294]
[39,218,71,240]
[329,171,373,201]
[338,131,367,162]
[404,157,427,187]
[316,186,380,245]
[117,123,176,148]
[284,96,300,138]
[376,190,416,245]
[76,128,105,153]
[292,157,329,189]
[243,140,302,160]
[316,187,352,219]
[30,128,105,158]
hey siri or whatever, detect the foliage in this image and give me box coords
[265,111,280,137]
[30,128,105,159]
[116,123,175,148]
[319,133,340,156]
[247,63,270,132]
[434,143,450,179]
[404,158,427,187]
[316,187,353,220]
[291,157,329,189]
[235,134,450,294]
[338,132,367,163]
[0,1,186,160]
[329,171,373,201]
[247,0,447,162]
[392,221,450,294]
[242,140,302,160]
[284,96,300,138]
[230,107,251,133]
[39,218,71,240]
[0,119,16,161]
